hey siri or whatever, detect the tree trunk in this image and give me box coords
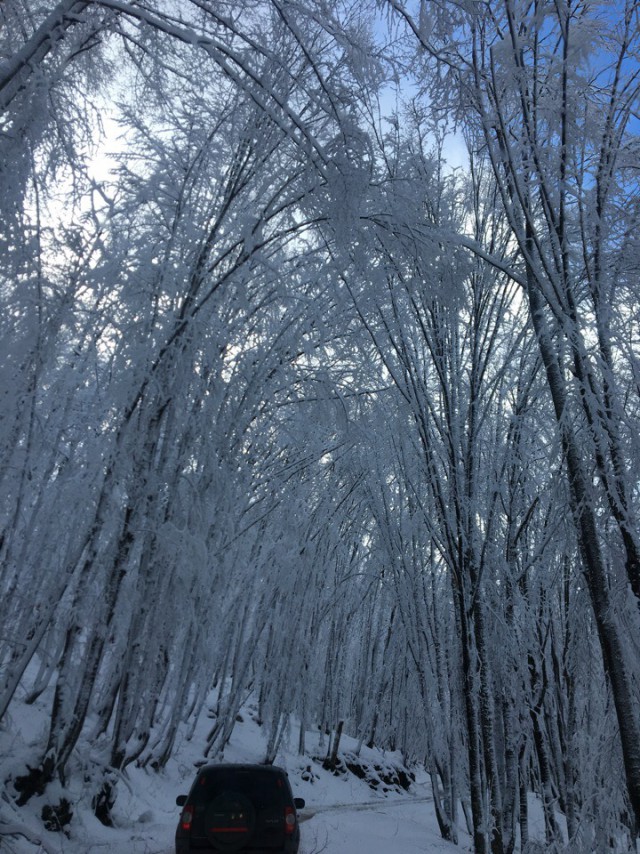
[325,720,344,772]
[526,268,640,830]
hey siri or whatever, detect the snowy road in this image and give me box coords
[299,793,432,820]
[58,795,454,854]
[137,797,443,854]
[298,795,460,854]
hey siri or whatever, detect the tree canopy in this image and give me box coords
[1,2,639,851]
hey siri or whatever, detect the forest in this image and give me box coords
[1,1,640,852]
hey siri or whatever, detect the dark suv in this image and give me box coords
[175,763,305,853]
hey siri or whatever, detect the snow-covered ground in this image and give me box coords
[1,687,468,854]
[0,688,563,854]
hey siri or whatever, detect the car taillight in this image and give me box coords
[181,805,194,831]
[284,806,296,834]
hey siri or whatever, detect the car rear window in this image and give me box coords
[191,769,288,809]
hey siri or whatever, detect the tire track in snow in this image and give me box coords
[299,794,432,822]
